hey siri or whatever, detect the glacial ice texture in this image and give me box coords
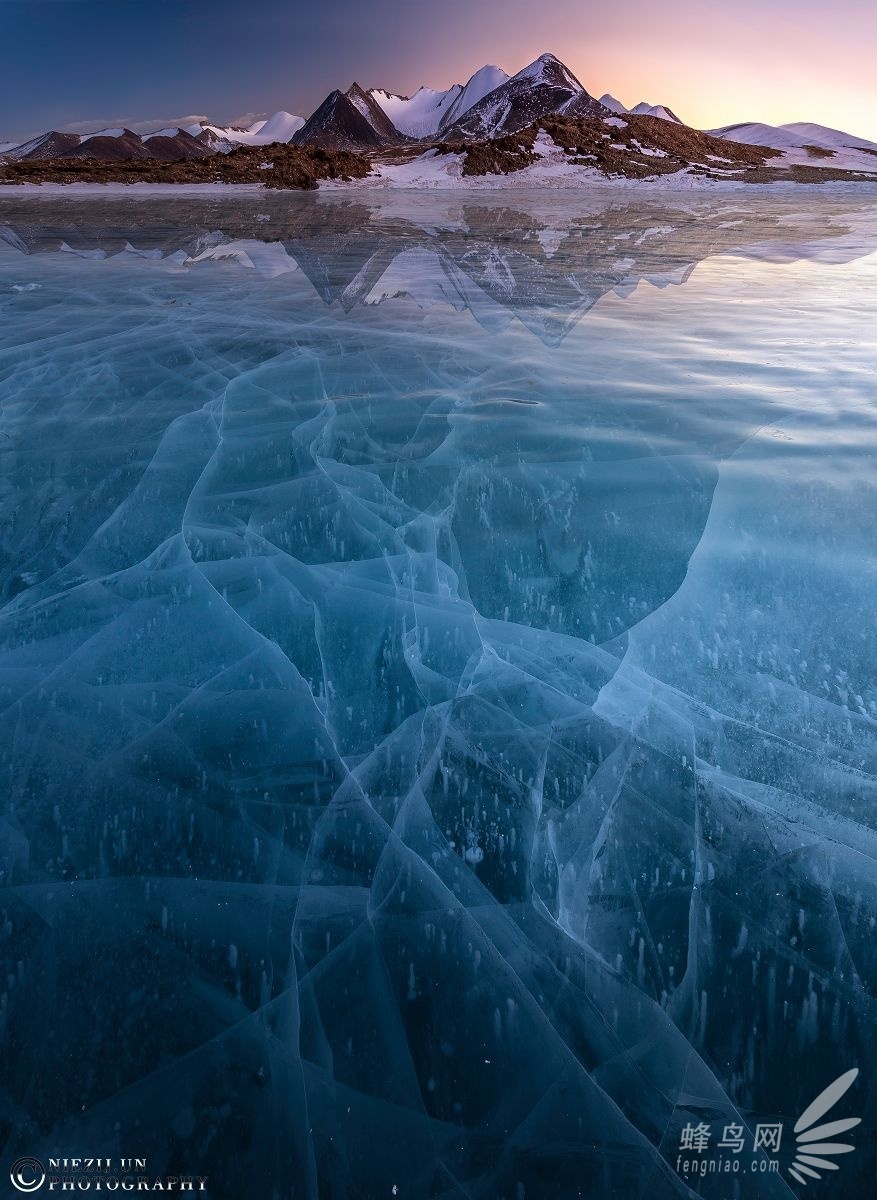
[1,193,876,1198]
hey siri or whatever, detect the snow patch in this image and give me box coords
[80,128,125,141]
[631,140,668,158]
[369,86,463,137]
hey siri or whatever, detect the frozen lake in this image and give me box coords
[1,191,876,1198]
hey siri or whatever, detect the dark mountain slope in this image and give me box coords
[293,91,394,150]
[345,83,403,142]
[67,130,152,161]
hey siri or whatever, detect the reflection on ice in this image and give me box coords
[4,190,877,344]
[0,193,876,1198]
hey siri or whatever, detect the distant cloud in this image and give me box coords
[62,114,209,136]
[229,112,268,128]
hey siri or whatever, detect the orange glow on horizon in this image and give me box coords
[427,10,877,142]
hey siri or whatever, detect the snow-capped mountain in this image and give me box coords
[595,95,683,123]
[187,112,305,150]
[630,101,683,123]
[711,122,820,150]
[5,51,877,178]
[442,53,606,139]
[366,65,510,137]
[598,94,627,115]
[291,90,398,150]
[437,66,510,131]
[71,129,153,161]
[710,120,877,171]
[8,127,219,163]
[5,131,81,160]
[251,111,306,141]
[781,120,877,150]
[3,113,308,164]
[140,129,215,161]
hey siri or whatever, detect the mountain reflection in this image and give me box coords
[3,190,877,1198]
[2,192,876,344]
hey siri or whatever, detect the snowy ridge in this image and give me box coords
[711,120,877,171]
[145,127,188,140]
[366,65,512,140]
[595,96,683,123]
[254,111,306,141]
[438,66,510,130]
[5,113,307,162]
[186,112,305,147]
[630,102,683,123]
[780,120,877,152]
[81,127,126,141]
[368,86,463,137]
[4,131,81,161]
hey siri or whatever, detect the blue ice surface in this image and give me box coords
[0,190,876,1198]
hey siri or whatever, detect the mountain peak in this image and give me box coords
[511,52,582,90]
[599,93,627,114]
[345,83,402,141]
[631,101,683,123]
[294,88,399,150]
[254,111,306,141]
[443,52,600,139]
[437,64,510,131]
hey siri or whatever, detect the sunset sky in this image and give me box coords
[4,0,877,142]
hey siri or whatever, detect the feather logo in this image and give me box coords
[788,1068,860,1186]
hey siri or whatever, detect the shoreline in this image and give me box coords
[4,178,877,198]
[5,118,877,197]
